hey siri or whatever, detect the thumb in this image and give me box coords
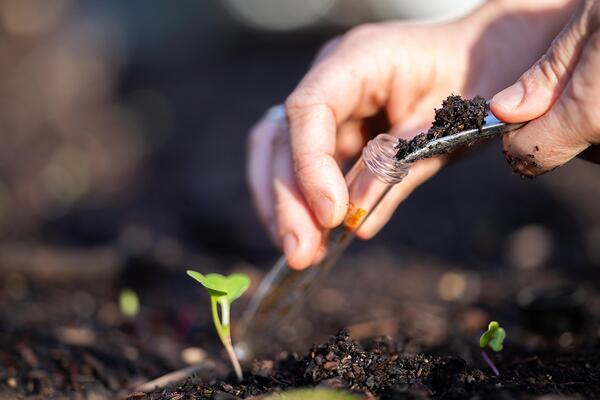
[490,2,588,122]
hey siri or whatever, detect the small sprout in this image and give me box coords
[119,288,140,318]
[480,321,506,352]
[187,270,250,382]
[479,320,505,376]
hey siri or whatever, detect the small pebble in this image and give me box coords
[180,347,206,365]
[125,346,139,361]
[7,377,17,388]
[56,326,95,346]
[507,224,552,270]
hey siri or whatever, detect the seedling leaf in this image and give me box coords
[488,327,506,352]
[186,270,227,297]
[186,269,251,382]
[479,321,506,352]
[119,288,140,318]
[220,273,251,303]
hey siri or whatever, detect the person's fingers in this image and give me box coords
[246,106,284,242]
[334,119,366,164]
[286,26,395,229]
[312,36,341,66]
[500,24,600,176]
[490,0,589,122]
[271,131,322,270]
[355,156,447,239]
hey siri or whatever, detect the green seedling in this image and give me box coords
[186,270,250,381]
[479,320,505,376]
[119,288,140,318]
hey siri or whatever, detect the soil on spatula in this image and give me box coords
[395,95,487,161]
[146,329,600,399]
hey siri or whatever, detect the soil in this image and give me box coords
[141,329,600,400]
[1,239,599,400]
[504,150,540,179]
[3,246,600,400]
[395,95,487,161]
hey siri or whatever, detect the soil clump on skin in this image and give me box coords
[395,95,487,161]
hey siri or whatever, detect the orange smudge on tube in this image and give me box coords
[344,203,367,231]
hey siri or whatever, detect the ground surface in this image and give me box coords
[2,2,600,399]
[1,243,600,399]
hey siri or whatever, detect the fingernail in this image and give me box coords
[313,195,334,226]
[282,233,297,260]
[492,82,525,111]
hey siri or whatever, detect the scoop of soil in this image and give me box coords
[395,95,487,161]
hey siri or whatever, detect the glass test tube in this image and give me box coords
[236,133,409,359]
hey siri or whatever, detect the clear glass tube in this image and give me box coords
[236,133,408,359]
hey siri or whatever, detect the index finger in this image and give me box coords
[285,44,393,228]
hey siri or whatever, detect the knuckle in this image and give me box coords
[285,86,322,117]
[564,86,600,139]
[343,23,380,45]
[524,36,574,92]
[527,54,562,89]
[292,153,323,181]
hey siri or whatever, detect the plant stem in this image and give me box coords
[210,296,244,382]
[224,336,243,382]
[481,349,500,377]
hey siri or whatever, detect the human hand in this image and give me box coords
[248,0,575,269]
[491,0,600,176]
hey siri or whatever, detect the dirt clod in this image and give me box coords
[395,95,487,160]
[145,327,600,399]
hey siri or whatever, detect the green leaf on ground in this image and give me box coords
[479,320,506,352]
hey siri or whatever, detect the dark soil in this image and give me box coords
[143,329,600,399]
[395,95,487,161]
[2,246,600,400]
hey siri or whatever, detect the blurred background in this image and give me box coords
[0,0,487,263]
[0,0,598,293]
[2,0,600,398]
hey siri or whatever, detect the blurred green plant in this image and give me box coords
[119,288,140,318]
[266,388,358,399]
[187,270,250,381]
[479,320,505,376]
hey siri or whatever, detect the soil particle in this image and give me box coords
[147,329,600,399]
[304,329,436,394]
[396,95,487,161]
[504,152,539,179]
